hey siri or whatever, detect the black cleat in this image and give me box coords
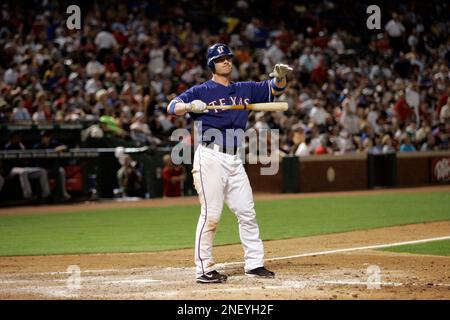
[245,267,275,278]
[196,270,228,283]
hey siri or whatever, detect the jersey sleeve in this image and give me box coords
[250,80,274,103]
[174,86,197,104]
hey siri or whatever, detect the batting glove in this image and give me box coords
[186,100,208,113]
[269,64,293,81]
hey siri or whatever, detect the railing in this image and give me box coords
[0,146,149,159]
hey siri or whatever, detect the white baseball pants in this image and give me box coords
[9,167,50,199]
[192,144,264,277]
[57,167,70,198]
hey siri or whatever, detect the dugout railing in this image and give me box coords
[0,146,150,205]
[1,148,449,206]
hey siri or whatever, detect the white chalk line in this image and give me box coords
[1,235,449,277]
[216,235,450,268]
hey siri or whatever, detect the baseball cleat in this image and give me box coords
[245,267,275,279]
[196,270,228,283]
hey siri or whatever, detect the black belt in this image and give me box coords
[202,142,240,155]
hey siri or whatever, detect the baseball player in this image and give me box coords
[167,43,292,283]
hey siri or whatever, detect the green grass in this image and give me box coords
[380,239,450,257]
[0,191,449,256]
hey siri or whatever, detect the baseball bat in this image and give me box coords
[206,102,288,112]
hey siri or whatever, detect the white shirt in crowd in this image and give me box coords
[405,86,420,124]
[4,68,18,85]
[12,107,31,122]
[244,22,257,41]
[385,19,405,37]
[336,132,354,153]
[299,54,317,73]
[367,110,379,130]
[264,43,285,71]
[32,111,47,123]
[408,34,418,48]
[84,78,102,94]
[149,48,165,74]
[86,60,106,76]
[295,142,312,156]
[328,34,344,53]
[440,104,450,123]
[369,65,392,82]
[130,121,152,145]
[94,31,118,50]
[309,106,329,125]
[340,110,360,135]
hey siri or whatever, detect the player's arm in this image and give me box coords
[166,100,209,116]
[269,64,293,96]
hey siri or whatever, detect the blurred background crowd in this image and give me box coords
[1,0,449,156]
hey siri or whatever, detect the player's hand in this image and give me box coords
[186,100,209,113]
[269,64,293,81]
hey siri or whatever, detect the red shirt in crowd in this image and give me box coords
[314,144,328,155]
[394,97,412,123]
[162,165,184,197]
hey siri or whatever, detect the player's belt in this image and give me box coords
[202,142,241,155]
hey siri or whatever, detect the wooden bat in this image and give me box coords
[206,102,288,112]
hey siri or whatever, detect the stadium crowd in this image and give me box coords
[0,0,449,156]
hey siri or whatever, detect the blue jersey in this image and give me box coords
[174,79,273,147]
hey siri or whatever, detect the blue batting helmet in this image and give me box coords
[206,43,233,72]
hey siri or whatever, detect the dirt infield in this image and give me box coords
[0,185,449,300]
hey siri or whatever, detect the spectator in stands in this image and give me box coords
[382,134,396,153]
[420,133,437,151]
[11,96,31,123]
[94,26,118,52]
[298,47,315,86]
[130,111,161,147]
[32,91,52,123]
[399,134,417,152]
[309,99,330,132]
[394,91,412,125]
[335,130,355,154]
[0,0,448,158]
[116,154,144,197]
[99,115,128,139]
[263,40,285,73]
[314,136,332,155]
[33,131,71,200]
[0,99,10,123]
[340,90,362,136]
[3,62,19,86]
[384,13,405,55]
[295,134,313,157]
[440,97,450,124]
[364,137,383,154]
[2,132,50,200]
[162,154,186,197]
